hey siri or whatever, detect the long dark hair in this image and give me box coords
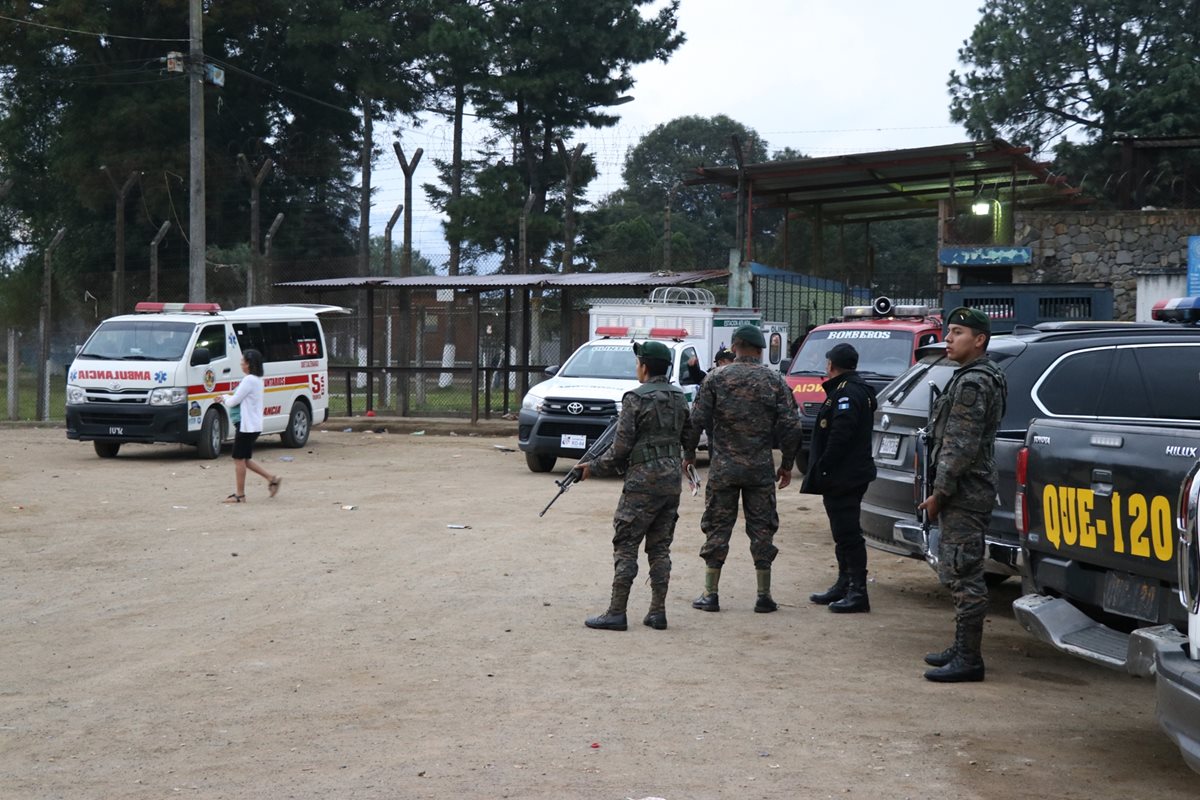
[242,348,264,377]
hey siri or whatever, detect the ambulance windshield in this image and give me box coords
[78,321,195,361]
[788,330,916,379]
[561,343,642,379]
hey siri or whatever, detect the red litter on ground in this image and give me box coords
[590,742,600,749]
[365,410,376,417]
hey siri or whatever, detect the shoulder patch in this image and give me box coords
[959,381,979,408]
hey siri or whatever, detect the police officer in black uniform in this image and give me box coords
[801,342,878,613]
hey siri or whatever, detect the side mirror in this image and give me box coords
[780,358,792,373]
[544,365,559,377]
[190,347,211,366]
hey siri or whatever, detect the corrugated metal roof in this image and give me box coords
[686,138,1084,224]
[276,270,729,290]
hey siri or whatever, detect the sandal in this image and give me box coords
[268,477,282,498]
[223,494,246,504]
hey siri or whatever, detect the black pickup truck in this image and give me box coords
[1014,417,1195,677]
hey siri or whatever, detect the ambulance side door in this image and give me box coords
[187,322,234,432]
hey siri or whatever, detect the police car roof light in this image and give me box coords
[134,302,222,314]
[594,326,629,337]
[1152,297,1200,323]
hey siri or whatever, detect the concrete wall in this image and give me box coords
[1013,209,1200,320]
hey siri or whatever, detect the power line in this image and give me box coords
[0,12,189,42]
[206,56,357,117]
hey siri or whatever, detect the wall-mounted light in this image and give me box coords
[971,200,991,216]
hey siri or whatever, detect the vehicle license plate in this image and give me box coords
[1102,571,1159,622]
[561,433,587,450]
[878,434,901,458]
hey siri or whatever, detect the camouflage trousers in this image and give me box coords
[611,491,680,592]
[936,505,991,626]
[699,484,779,570]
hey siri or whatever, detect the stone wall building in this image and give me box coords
[1012,210,1200,320]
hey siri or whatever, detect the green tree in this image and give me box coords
[948,0,1200,206]
[0,1,431,322]
[472,0,684,272]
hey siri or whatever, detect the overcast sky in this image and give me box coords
[371,0,986,265]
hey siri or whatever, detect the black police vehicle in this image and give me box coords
[862,321,1200,581]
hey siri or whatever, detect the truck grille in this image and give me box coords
[85,388,150,404]
[538,421,612,438]
[542,397,617,417]
[79,410,155,428]
[802,402,822,417]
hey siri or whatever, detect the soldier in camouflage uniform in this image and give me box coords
[683,325,801,613]
[578,340,694,631]
[917,307,1007,682]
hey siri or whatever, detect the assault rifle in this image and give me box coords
[915,381,942,538]
[538,416,620,517]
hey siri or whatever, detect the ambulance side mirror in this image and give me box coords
[190,347,211,366]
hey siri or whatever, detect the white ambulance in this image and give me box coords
[66,302,340,458]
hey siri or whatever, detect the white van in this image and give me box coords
[65,302,341,458]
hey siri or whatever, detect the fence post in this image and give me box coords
[38,227,66,421]
[7,328,18,420]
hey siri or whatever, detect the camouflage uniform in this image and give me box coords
[589,375,693,617]
[683,356,801,572]
[929,355,1007,627]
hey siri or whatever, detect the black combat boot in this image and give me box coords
[829,570,870,613]
[644,583,668,630]
[692,567,721,612]
[809,571,848,605]
[585,612,628,631]
[754,568,778,613]
[924,643,956,667]
[924,620,985,682]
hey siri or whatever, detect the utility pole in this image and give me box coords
[38,228,66,421]
[555,140,585,274]
[392,142,423,278]
[101,167,140,315]
[237,154,273,305]
[149,221,171,302]
[359,104,372,278]
[188,0,206,302]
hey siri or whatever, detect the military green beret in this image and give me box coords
[633,340,671,361]
[732,324,766,349]
[946,306,991,334]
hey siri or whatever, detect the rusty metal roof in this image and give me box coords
[686,138,1084,224]
[276,269,730,291]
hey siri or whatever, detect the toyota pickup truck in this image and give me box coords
[1014,417,1195,677]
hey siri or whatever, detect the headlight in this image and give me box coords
[521,393,544,412]
[149,387,187,405]
[66,385,87,405]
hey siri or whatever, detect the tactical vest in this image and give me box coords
[628,381,687,466]
[931,358,1007,464]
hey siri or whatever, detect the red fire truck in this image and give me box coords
[784,298,942,473]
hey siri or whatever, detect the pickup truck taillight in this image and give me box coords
[1015,446,1029,538]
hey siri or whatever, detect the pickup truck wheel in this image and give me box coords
[281,401,311,448]
[197,408,223,459]
[93,441,121,458]
[526,452,556,473]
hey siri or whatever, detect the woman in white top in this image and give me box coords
[214,348,281,503]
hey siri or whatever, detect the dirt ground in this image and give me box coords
[1,426,1197,800]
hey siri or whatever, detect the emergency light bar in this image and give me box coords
[594,325,690,339]
[134,302,222,314]
[1152,297,1200,323]
[842,298,932,320]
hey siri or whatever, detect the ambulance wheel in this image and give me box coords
[197,408,223,459]
[281,401,311,448]
[526,452,556,473]
[94,441,121,458]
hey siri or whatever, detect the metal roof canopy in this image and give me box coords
[275,269,729,291]
[686,138,1084,224]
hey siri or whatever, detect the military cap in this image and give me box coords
[946,306,991,334]
[713,347,735,365]
[825,342,859,370]
[731,324,766,349]
[633,340,671,361]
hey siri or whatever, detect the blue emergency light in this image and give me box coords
[1152,297,1200,323]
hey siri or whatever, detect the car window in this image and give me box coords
[1035,348,1114,416]
[560,344,639,379]
[881,357,958,412]
[681,347,703,385]
[791,329,916,379]
[195,324,227,361]
[1129,344,1200,420]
